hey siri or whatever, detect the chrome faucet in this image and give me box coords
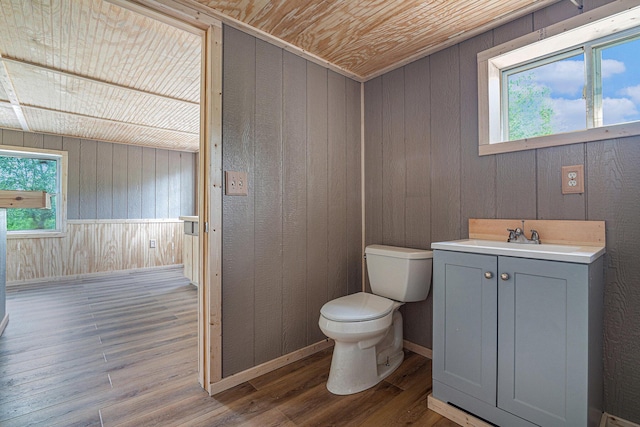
[507,221,541,244]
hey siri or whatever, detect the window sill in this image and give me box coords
[479,121,640,156]
[8,231,67,239]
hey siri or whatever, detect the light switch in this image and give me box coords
[561,165,584,194]
[225,171,248,196]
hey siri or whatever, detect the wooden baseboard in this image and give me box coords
[428,394,493,427]
[429,394,628,427]
[606,413,640,427]
[6,264,184,288]
[0,313,8,337]
[403,340,433,359]
[208,339,334,396]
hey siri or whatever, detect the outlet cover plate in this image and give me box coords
[225,171,248,196]
[562,164,584,194]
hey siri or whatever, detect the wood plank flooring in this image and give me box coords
[1,267,456,426]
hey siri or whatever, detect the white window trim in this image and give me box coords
[477,0,640,156]
[0,144,68,238]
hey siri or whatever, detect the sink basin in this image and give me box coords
[431,239,605,263]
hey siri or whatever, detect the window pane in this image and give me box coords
[506,53,586,140]
[0,155,58,231]
[600,37,640,126]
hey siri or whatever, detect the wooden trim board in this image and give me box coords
[427,394,493,427]
[403,340,433,359]
[360,81,366,292]
[469,218,605,246]
[429,394,611,427]
[606,413,640,427]
[68,219,183,224]
[208,340,334,395]
[0,190,50,209]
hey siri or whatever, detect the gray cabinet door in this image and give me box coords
[433,250,498,405]
[497,256,588,427]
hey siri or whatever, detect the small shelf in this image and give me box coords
[0,190,51,209]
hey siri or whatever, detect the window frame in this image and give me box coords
[477,0,640,156]
[0,144,68,238]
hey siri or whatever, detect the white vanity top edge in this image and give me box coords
[431,239,605,264]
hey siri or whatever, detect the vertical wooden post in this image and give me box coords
[199,21,223,390]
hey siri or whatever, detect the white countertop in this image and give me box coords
[179,216,198,222]
[431,239,605,264]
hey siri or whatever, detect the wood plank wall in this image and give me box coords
[0,128,197,281]
[6,220,182,283]
[222,26,362,377]
[364,0,640,422]
[0,129,196,220]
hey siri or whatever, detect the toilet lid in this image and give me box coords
[320,292,394,322]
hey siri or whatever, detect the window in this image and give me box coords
[504,50,586,140]
[0,145,67,236]
[478,1,640,155]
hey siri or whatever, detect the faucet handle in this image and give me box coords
[507,228,517,242]
[530,229,540,243]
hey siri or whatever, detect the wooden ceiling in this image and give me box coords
[0,0,201,151]
[195,0,562,80]
[0,0,565,151]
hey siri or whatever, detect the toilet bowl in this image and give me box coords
[319,245,433,395]
[319,292,404,394]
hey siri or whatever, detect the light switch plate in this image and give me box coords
[562,164,584,194]
[225,171,248,196]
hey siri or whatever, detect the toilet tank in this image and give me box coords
[365,245,433,302]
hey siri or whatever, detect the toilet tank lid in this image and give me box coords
[365,244,433,259]
[320,292,394,322]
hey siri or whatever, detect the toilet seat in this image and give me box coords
[320,292,394,322]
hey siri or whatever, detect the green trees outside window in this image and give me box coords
[0,154,58,231]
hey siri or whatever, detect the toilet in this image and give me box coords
[318,244,433,395]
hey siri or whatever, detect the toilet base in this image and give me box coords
[326,311,405,395]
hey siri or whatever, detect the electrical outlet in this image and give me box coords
[225,171,248,196]
[150,239,157,249]
[562,165,584,194]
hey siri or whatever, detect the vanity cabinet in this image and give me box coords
[432,249,604,427]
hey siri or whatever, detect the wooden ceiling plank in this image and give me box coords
[21,104,198,136]
[0,102,23,130]
[202,0,271,23]
[321,0,517,64]
[314,0,554,75]
[0,59,30,131]
[43,74,196,132]
[146,0,364,80]
[189,0,564,80]
[7,59,199,133]
[155,32,201,100]
[3,0,201,102]
[105,0,206,35]
[0,56,198,105]
[363,0,562,79]
[23,107,199,151]
[1,0,203,150]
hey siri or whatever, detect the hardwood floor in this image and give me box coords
[1,268,456,426]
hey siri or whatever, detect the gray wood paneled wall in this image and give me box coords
[222,26,362,377]
[364,0,640,422]
[0,129,196,219]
